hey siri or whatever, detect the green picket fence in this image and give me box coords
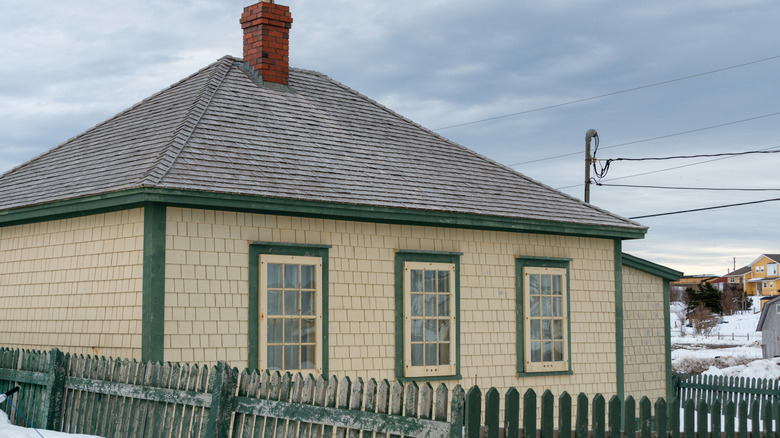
[675,373,780,416]
[3,347,780,437]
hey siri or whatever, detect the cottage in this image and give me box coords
[0,0,678,401]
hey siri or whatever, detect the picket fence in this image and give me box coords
[675,373,780,415]
[2,347,780,437]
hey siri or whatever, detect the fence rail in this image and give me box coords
[3,347,780,437]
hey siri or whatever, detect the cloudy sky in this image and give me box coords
[1,0,779,276]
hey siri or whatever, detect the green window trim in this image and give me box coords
[515,256,573,377]
[248,242,330,375]
[394,250,461,382]
[142,202,166,363]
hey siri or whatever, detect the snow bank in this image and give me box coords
[0,408,102,438]
[702,358,780,380]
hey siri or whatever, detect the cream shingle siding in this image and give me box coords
[622,265,666,400]
[0,209,144,358]
[166,207,618,397]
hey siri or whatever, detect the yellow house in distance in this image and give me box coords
[744,254,780,296]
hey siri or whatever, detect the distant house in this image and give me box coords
[725,266,750,289]
[0,0,678,401]
[744,255,780,296]
[756,296,780,358]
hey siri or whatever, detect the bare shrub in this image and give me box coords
[690,303,716,336]
[675,307,688,337]
[721,287,738,316]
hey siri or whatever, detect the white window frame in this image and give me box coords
[522,266,569,373]
[403,261,457,378]
[770,264,778,276]
[259,254,323,374]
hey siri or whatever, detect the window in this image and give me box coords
[757,266,761,273]
[248,243,330,374]
[395,251,461,380]
[516,257,571,375]
[770,264,778,276]
[260,255,322,371]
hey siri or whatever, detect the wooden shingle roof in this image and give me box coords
[0,56,646,233]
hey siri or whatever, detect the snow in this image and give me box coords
[671,297,780,380]
[0,399,102,438]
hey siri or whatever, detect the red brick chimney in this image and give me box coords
[241,1,292,85]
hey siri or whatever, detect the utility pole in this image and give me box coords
[584,129,598,203]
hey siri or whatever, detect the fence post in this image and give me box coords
[44,348,67,430]
[204,360,238,438]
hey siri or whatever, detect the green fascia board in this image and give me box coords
[621,253,683,281]
[0,187,647,240]
[247,242,330,376]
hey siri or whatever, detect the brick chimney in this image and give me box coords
[241,1,292,85]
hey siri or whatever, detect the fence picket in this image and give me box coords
[750,399,760,438]
[505,388,520,438]
[683,399,694,438]
[711,399,721,438]
[375,379,390,438]
[323,375,339,438]
[623,396,635,438]
[419,383,433,422]
[523,389,536,438]
[465,386,481,438]
[575,393,588,438]
[403,381,418,438]
[607,395,620,438]
[558,392,571,438]
[696,400,707,438]
[592,394,605,438]
[435,384,448,423]
[762,399,773,437]
[347,377,364,438]
[724,400,735,438]
[737,400,747,438]
[669,397,680,436]
[541,390,554,438]
[639,397,651,438]
[275,372,293,438]
[654,398,667,438]
[485,387,500,438]
[298,374,316,438]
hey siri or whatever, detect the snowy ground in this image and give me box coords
[671,300,780,379]
[0,407,101,438]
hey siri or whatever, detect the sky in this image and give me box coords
[1,0,779,276]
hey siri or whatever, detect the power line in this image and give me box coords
[630,197,780,219]
[509,111,780,166]
[435,54,780,131]
[603,148,780,162]
[595,183,780,192]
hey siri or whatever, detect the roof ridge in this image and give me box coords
[302,69,646,231]
[0,57,231,183]
[140,56,234,186]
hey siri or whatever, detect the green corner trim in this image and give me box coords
[515,256,572,376]
[663,279,674,403]
[248,242,330,375]
[394,251,461,381]
[614,240,624,402]
[0,187,647,240]
[622,253,682,281]
[142,203,166,363]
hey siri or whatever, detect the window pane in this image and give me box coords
[410,294,423,317]
[553,319,563,340]
[268,290,282,315]
[438,320,450,342]
[529,274,539,294]
[438,294,450,317]
[411,319,424,342]
[268,319,283,343]
[284,264,299,289]
[285,345,299,370]
[301,345,316,370]
[300,265,315,289]
[439,343,450,365]
[542,342,552,362]
[267,346,283,370]
[542,275,550,295]
[425,343,437,366]
[542,320,551,340]
[529,296,540,317]
[411,344,423,366]
[301,291,315,315]
[425,320,437,342]
[553,297,562,317]
[553,342,563,361]
[267,264,282,289]
[424,294,436,317]
[301,318,316,343]
[552,275,562,295]
[284,290,298,315]
[424,270,436,292]
[531,342,541,362]
[530,320,540,340]
[541,297,551,317]
[284,319,300,343]
[438,270,450,293]
[410,270,423,292]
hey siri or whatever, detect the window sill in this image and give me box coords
[396,374,462,383]
[517,370,573,378]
